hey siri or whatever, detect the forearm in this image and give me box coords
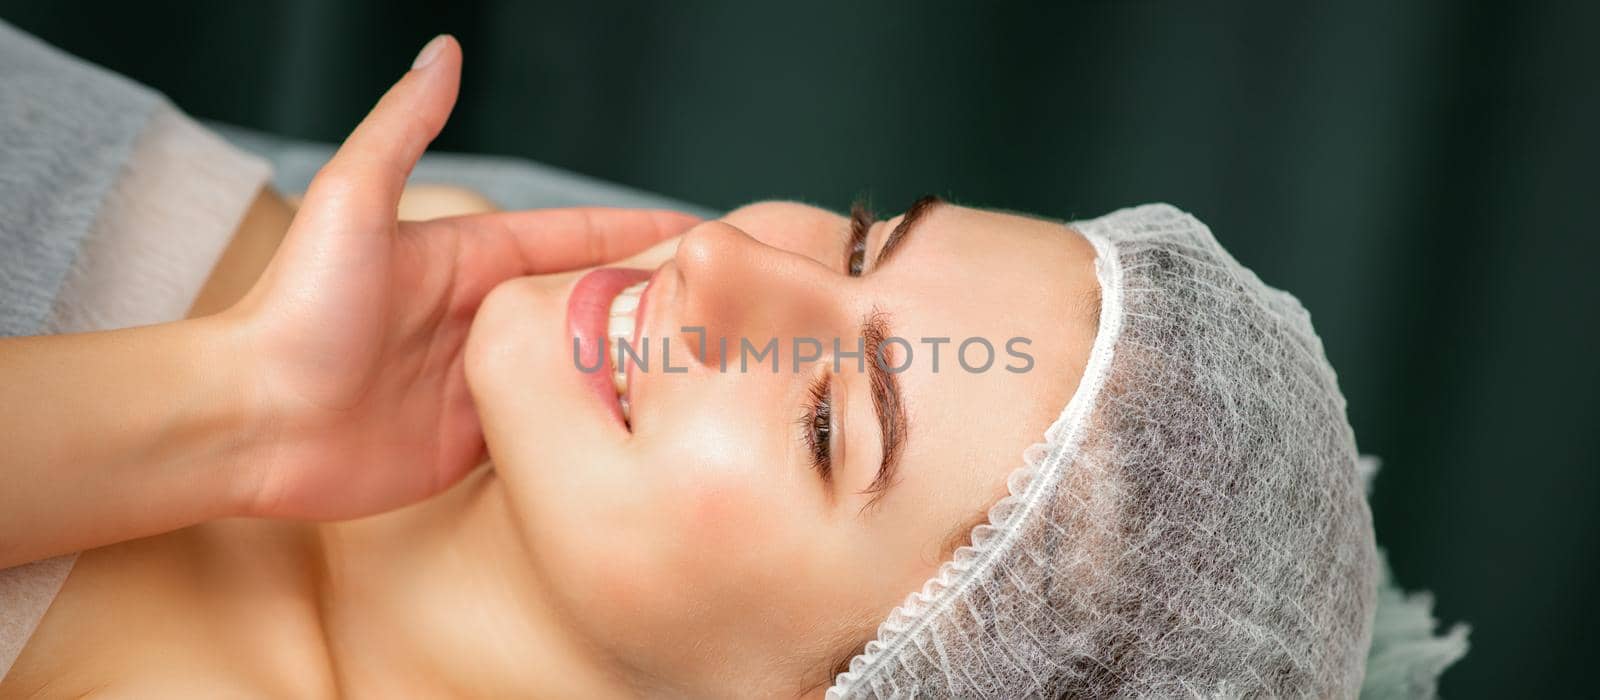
[0,317,259,567]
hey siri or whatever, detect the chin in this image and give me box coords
[466,273,606,471]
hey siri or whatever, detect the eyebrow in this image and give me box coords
[859,310,906,510]
[871,194,942,272]
[837,196,938,511]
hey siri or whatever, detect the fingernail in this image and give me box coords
[411,35,448,70]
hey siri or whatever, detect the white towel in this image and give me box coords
[0,39,270,676]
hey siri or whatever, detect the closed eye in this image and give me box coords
[798,372,835,488]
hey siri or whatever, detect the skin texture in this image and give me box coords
[1,39,1102,699]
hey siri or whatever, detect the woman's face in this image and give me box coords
[465,200,1100,696]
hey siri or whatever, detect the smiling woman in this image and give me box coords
[454,196,1386,698]
[461,198,1104,696]
[3,29,1401,699]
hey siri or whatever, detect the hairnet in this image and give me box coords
[827,204,1379,697]
[1358,457,1470,700]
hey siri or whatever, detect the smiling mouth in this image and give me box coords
[607,280,648,424]
[568,267,653,432]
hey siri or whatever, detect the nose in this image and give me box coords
[670,221,845,368]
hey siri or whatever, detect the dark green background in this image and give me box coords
[5,1,1596,695]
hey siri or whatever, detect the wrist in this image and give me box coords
[184,313,279,519]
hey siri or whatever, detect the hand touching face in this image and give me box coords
[221,36,699,520]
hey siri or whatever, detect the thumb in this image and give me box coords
[298,35,463,225]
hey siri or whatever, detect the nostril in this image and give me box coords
[675,325,718,369]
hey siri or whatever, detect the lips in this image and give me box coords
[567,268,654,430]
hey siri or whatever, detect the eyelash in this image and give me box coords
[847,200,875,276]
[848,236,867,276]
[799,204,872,486]
[798,373,834,484]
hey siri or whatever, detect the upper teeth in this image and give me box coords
[608,281,648,422]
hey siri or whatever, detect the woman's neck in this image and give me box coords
[309,467,631,698]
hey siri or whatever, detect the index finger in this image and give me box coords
[442,207,703,273]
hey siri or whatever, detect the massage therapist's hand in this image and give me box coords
[0,36,699,567]
[222,36,697,519]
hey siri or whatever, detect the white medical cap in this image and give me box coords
[827,204,1379,697]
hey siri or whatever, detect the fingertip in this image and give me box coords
[411,33,461,72]
[301,35,463,217]
[411,35,462,124]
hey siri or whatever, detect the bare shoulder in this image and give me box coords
[2,524,335,699]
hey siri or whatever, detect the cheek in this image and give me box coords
[660,436,789,577]
[556,442,805,662]
[653,449,850,656]
[637,386,794,550]
[683,474,761,540]
[547,415,789,601]
[645,422,824,618]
